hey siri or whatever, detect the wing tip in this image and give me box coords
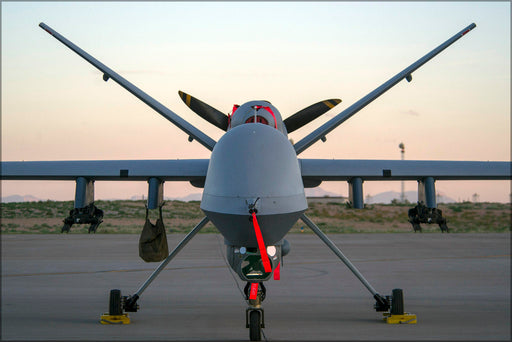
[462,23,477,36]
[39,22,53,35]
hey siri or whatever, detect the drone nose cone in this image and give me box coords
[201,124,307,246]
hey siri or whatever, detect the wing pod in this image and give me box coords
[38,23,216,151]
[293,23,477,155]
[178,91,229,131]
[284,99,341,133]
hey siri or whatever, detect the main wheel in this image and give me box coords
[109,289,123,316]
[62,223,71,233]
[391,288,404,315]
[249,310,261,341]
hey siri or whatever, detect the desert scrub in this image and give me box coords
[1,200,509,234]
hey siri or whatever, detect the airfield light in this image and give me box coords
[399,142,405,203]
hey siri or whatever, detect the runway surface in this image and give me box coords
[2,232,510,341]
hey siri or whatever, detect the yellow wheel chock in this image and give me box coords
[383,312,417,324]
[100,313,131,324]
[380,289,417,324]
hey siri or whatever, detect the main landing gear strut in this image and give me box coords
[101,213,415,338]
[300,213,416,323]
[100,217,210,323]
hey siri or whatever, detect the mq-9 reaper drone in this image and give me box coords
[2,22,510,341]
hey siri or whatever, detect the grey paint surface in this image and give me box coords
[2,233,509,341]
[300,159,511,181]
[228,101,287,135]
[3,159,509,181]
[201,124,307,246]
[0,159,210,181]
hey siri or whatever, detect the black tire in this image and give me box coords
[89,222,99,234]
[249,310,261,341]
[109,289,123,316]
[61,224,71,233]
[412,222,422,233]
[391,288,404,315]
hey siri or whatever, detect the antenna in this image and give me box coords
[399,142,405,203]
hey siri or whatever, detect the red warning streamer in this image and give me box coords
[251,212,272,273]
[249,283,259,300]
[273,262,281,280]
[262,106,278,129]
[228,104,239,129]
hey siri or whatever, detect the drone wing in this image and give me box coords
[1,159,208,185]
[39,23,216,151]
[293,23,477,155]
[300,159,510,186]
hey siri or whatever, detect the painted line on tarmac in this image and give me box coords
[3,254,508,278]
[281,253,511,267]
[3,264,228,278]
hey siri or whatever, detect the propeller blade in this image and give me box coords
[284,99,341,133]
[179,91,229,131]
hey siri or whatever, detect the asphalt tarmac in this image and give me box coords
[2,232,510,341]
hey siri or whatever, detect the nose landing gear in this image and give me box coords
[244,282,266,341]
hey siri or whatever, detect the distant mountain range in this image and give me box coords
[304,187,341,198]
[365,191,456,204]
[1,195,42,203]
[305,189,456,203]
[1,188,456,204]
[129,193,202,202]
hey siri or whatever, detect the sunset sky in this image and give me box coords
[1,2,510,202]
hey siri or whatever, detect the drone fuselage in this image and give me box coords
[201,117,307,248]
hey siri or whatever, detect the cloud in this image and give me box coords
[402,109,420,116]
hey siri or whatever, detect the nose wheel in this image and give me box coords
[244,282,266,341]
[248,309,263,341]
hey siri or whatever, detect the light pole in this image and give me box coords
[399,142,405,203]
